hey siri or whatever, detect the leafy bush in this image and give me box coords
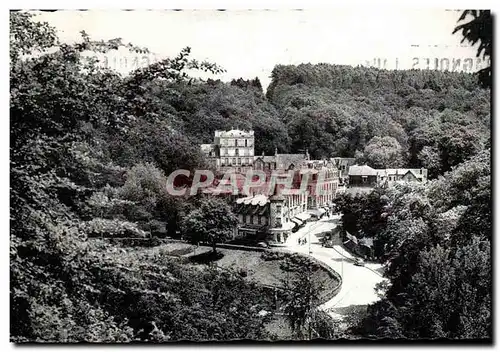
[261,250,286,261]
[280,253,320,272]
[83,218,149,238]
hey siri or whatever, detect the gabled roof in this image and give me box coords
[384,168,424,179]
[403,170,419,179]
[276,154,306,169]
[254,155,276,163]
[348,165,378,176]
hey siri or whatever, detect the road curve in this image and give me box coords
[283,216,386,321]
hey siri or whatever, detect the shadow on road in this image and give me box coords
[329,304,368,316]
[327,257,354,263]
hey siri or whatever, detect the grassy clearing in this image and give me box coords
[204,249,340,304]
[102,244,339,305]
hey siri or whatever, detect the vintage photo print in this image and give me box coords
[10,8,492,343]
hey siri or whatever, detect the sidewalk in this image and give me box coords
[285,215,338,247]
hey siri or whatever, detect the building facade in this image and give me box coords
[348,164,428,189]
[234,190,305,244]
[200,129,255,173]
[330,157,356,185]
[303,159,339,212]
[200,130,340,244]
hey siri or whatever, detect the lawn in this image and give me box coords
[99,241,341,340]
[103,243,339,305]
[192,248,340,305]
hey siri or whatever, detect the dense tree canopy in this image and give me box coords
[265,63,490,176]
[10,12,272,342]
[358,136,405,169]
[180,197,238,253]
[341,150,491,339]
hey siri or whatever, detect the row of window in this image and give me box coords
[221,157,253,166]
[239,214,268,225]
[220,139,253,147]
[220,148,254,157]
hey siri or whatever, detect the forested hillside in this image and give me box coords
[266,64,490,176]
[10,11,491,342]
[339,149,491,339]
[148,62,490,178]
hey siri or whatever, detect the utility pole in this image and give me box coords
[341,246,344,278]
[308,228,312,255]
[308,262,312,340]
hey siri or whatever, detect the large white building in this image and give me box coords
[201,129,255,173]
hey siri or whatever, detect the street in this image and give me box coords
[284,215,387,322]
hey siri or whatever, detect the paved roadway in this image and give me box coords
[283,215,387,322]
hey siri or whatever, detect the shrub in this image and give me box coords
[83,218,149,238]
[261,250,286,261]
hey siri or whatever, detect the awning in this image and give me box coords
[236,194,269,206]
[295,212,311,222]
[346,231,359,245]
[359,237,374,248]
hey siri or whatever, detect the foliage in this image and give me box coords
[281,265,323,339]
[266,63,489,173]
[359,136,405,169]
[181,197,237,253]
[453,10,492,88]
[83,218,148,238]
[280,262,338,340]
[10,12,271,342]
[10,10,491,342]
[342,150,491,339]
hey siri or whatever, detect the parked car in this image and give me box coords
[354,258,365,266]
[321,237,334,248]
[257,242,269,248]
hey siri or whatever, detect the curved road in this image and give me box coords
[284,215,387,322]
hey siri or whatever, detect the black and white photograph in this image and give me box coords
[9,6,492,343]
